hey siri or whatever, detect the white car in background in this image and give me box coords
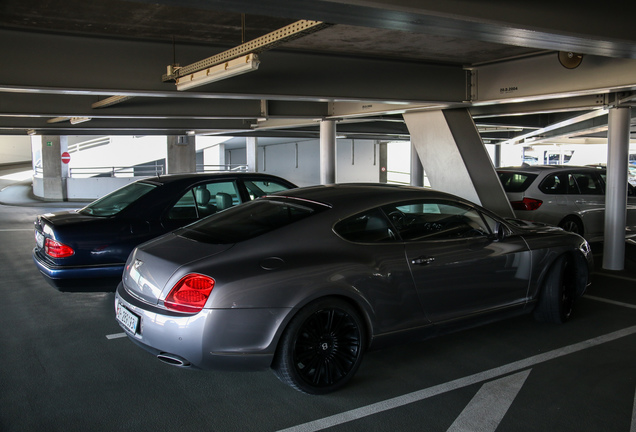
[629,165,636,187]
[497,165,636,242]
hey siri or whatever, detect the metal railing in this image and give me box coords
[69,165,165,178]
[197,164,248,172]
[34,163,249,178]
[386,170,411,185]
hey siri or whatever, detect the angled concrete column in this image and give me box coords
[410,143,424,187]
[603,106,631,270]
[404,109,514,217]
[320,120,336,184]
[167,135,195,174]
[40,135,68,201]
[246,137,258,172]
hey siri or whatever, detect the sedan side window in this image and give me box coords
[382,200,491,241]
[572,173,603,195]
[244,180,292,199]
[539,174,568,194]
[167,181,241,220]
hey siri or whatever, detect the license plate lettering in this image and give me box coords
[116,300,140,335]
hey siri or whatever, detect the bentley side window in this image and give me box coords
[382,200,491,241]
[334,208,396,243]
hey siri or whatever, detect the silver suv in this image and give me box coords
[497,165,636,242]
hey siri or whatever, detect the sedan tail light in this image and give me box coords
[164,274,215,313]
[510,197,543,211]
[45,239,75,258]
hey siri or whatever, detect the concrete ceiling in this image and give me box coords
[1,0,636,146]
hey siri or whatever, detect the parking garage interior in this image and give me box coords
[1,1,636,431]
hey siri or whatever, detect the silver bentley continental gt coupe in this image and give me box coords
[115,184,593,394]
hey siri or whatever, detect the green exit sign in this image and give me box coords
[47,141,52,147]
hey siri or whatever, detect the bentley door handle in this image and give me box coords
[411,256,435,266]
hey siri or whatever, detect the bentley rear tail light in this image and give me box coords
[45,239,75,258]
[164,274,215,313]
[510,197,543,211]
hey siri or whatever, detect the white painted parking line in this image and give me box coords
[586,295,636,310]
[631,387,636,432]
[276,326,636,432]
[447,370,531,432]
[594,272,636,283]
[106,332,127,339]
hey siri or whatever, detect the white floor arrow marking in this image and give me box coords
[446,370,531,432]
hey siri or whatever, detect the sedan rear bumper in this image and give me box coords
[32,248,124,291]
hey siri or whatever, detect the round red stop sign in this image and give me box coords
[61,152,71,164]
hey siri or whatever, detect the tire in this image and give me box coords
[558,216,584,236]
[534,255,577,324]
[272,298,365,394]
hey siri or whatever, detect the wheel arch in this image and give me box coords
[534,249,589,303]
[558,214,585,236]
[270,289,376,366]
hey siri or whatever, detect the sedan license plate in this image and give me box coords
[35,231,44,249]
[116,301,140,335]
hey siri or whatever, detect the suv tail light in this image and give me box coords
[164,274,215,313]
[45,239,75,258]
[510,197,543,211]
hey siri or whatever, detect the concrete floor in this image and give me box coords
[1,181,635,432]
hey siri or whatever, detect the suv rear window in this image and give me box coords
[179,197,327,244]
[498,172,538,193]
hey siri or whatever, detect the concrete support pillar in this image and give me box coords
[494,144,501,168]
[320,120,336,184]
[167,135,196,174]
[603,106,631,270]
[404,109,514,217]
[40,135,68,201]
[217,143,226,169]
[201,140,226,170]
[246,137,258,172]
[378,141,388,183]
[410,143,424,187]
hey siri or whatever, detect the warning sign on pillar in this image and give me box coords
[61,152,71,164]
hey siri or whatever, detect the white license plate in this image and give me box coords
[116,300,140,335]
[35,231,44,249]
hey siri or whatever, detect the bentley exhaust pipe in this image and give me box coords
[157,353,191,367]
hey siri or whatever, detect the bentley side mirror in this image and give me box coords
[493,222,506,242]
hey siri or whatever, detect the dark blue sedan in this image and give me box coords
[33,172,296,291]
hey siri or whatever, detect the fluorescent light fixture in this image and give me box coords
[91,95,134,109]
[27,129,36,135]
[47,117,70,124]
[176,54,260,91]
[69,117,91,124]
